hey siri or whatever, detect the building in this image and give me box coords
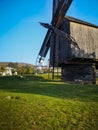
[50,16,98,83]
[0,67,17,76]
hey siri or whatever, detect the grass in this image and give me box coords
[0,75,98,130]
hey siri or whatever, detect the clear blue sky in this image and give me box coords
[0,0,98,65]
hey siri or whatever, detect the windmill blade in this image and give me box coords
[52,0,73,27]
[52,0,65,18]
[38,29,52,57]
[38,0,73,62]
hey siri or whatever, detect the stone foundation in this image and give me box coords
[62,64,96,84]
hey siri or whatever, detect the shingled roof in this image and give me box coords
[65,16,98,28]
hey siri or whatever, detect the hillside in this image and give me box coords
[0,62,34,67]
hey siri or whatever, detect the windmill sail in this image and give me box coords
[38,0,73,62]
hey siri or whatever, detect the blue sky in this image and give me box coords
[0,0,98,65]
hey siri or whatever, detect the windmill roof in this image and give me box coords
[65,16,98,28]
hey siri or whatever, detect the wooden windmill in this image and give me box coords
[37,0,98,84]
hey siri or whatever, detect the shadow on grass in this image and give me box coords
[0,76,98,102]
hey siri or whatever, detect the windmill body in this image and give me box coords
[38,0,98,84]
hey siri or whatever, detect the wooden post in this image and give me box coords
[52,33,56,79]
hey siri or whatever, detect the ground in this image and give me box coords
[0,75,98,130]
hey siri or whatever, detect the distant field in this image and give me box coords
[0,75,98,130]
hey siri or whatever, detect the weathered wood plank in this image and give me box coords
[70,22,98,59]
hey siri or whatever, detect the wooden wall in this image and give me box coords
[70,22,98,60]
[50,17,98,67]
[50,18,71,66]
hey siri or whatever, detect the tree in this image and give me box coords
[17,66,25,75]
[0,66,6,73]
[27,67,33,74]
[23,65,34,74]
[17,65,34,75]
[8,62,18,69]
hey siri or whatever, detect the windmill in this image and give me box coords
[37,0,98,83]
[37,0,73,76]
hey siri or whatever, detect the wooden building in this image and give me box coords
[38,0,98,84]
[50,16,98,83]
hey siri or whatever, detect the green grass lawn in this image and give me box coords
[0,75,98,130]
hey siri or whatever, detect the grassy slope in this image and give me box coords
[0,75,98,130]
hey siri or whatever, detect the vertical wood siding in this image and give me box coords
[70,22,98,59]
